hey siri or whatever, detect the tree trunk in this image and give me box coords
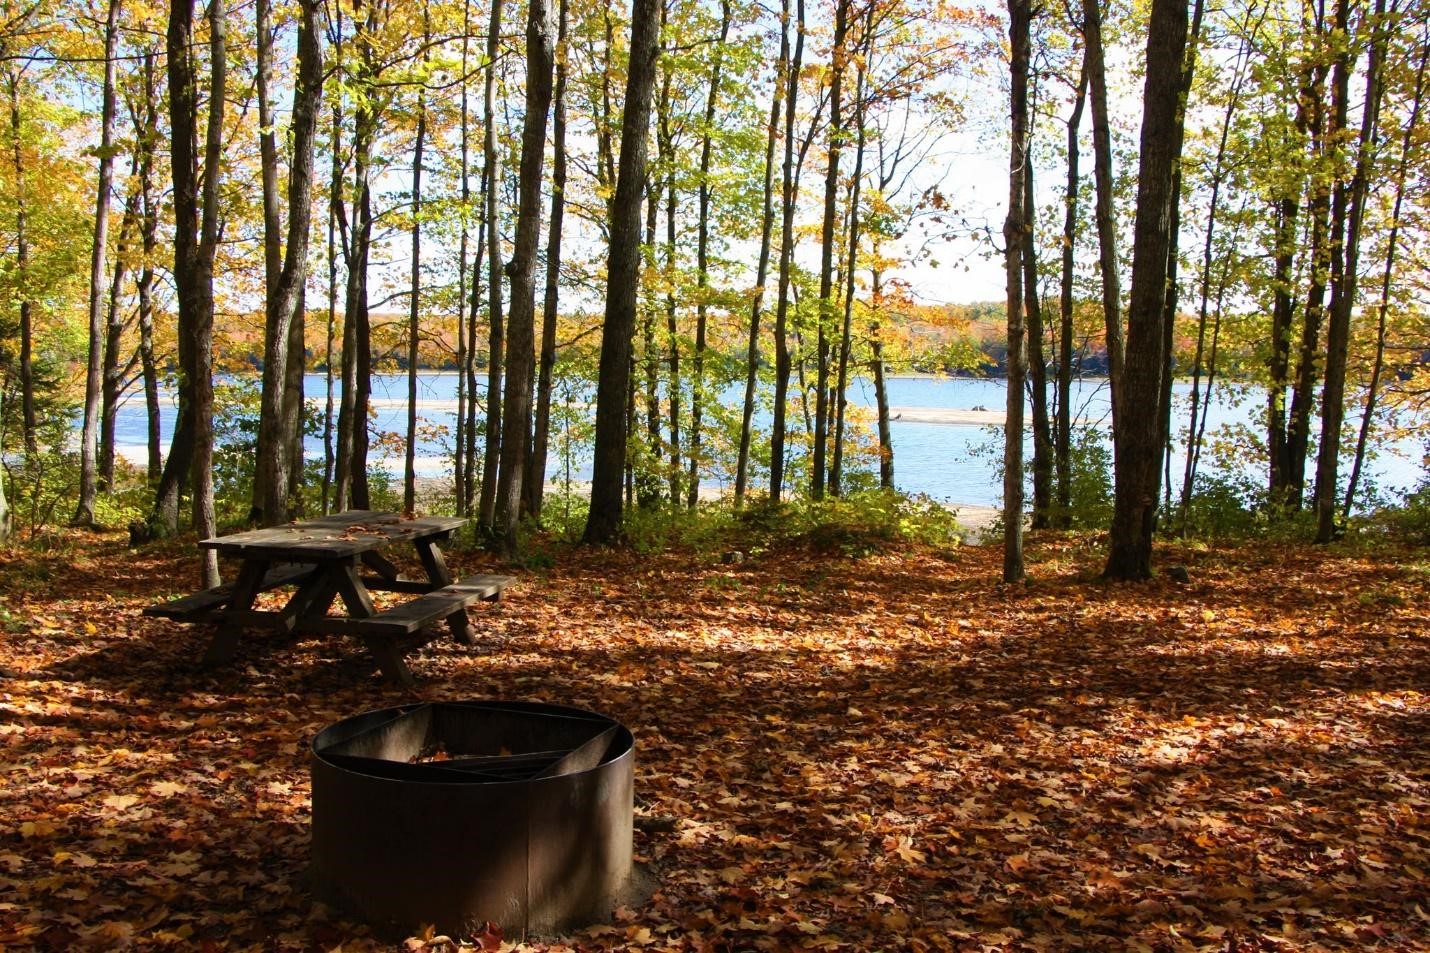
[1080,0,1123,411]
[583,0,662,545]
[527,0,569,520]
[830,15,871,498]
[135,51,162,484]
[455,0,472,513]
[735,0,788,505]
[495,0,555,555]
[1056,61,1087,527]
[769,0,806,503]
[687,0,731,508]
[1345,32,1425,515]
[1315,0,1384,542]
[253,0,322,525]
[812,0,850,500]
[478,0,506,534]
[1156,0,1204,517]
[100,195,136,489]
[1003,0,1030,583]
[1103,0,1188,580]
[1180,26,1246,527]
[1022,118,1052,530]
[74,0,122,528]
[404,41,428,516]
[871,264,893,489]
[6,71,35,457]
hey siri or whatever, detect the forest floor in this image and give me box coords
[1,528,1428,951]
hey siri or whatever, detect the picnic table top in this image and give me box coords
[199,510,468,560]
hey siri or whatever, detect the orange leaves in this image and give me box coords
[2,532,1430,949]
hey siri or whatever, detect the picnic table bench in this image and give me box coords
[144,510,514,686]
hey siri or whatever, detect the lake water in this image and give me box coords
[111,373,1425,510]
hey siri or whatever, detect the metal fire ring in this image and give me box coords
[310,700,634,938]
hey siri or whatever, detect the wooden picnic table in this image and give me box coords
[144,510,513,685]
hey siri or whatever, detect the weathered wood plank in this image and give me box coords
[144,564,316,620]
[311,574,515,638]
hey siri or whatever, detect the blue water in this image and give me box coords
[110,373,1423,509]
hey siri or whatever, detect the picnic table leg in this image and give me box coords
[412,537,475,646]
[201,560,268,667]
[414,538,454,587]
[332,560,415,687]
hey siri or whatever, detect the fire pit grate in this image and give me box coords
[311,701,634,938]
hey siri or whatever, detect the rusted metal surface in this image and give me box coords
[310,701,634,938]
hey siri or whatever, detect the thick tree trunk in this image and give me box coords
[1003,0,1030,582]
[75,0,122,527]
[1103,0,1188,580]
[583,0,662,544]
[495,0,555,554]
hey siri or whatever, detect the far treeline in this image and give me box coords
[0,0,1426,580]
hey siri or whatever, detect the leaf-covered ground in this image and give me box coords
[1,530,1428,951]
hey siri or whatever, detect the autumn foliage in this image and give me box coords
[1,531,1427,950]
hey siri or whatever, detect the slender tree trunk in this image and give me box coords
[1022,117,1052,529]
[830,23,870,498]
[132,51,162,484]
[454,0,472,514]
[687,0,731,508]
[495,0,555,554]
[871,264,893,488]
[478,0,505,533]
[1156,0,1204,516]
[1345,32,1425,515]
[100,195,136,489]
[6,71,35,457]
[528,0,569,519]
[769,0,806,503]
[192,0,226,584]
[656,50,683,506]
[1316,0,1385,541]
[1286,27,1331,508]
[735,0,788,505]
[404,44,428,516]
[253,0,323,525]
[583,0,662,544]
[1103,0,1188,580]
[1056,61,1087,527]
[812,0,850,500]
[74,0,122,527]
[1179,35,1246,526]
[323,3,342,514]
[1081,0,1123,410]
[1003,0,1030,582]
